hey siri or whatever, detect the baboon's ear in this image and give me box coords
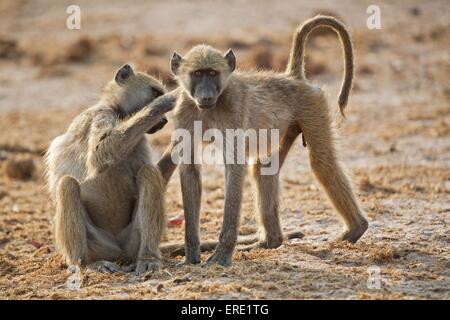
[115,64,134,85]
[171,52,183,75]
[224,49,236,72]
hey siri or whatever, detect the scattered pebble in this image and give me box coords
[4,158,35,180]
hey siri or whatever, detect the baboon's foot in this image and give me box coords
[135,259,160,275]
[239,238,282,251]
[338,219,369,243]
[177,251,201,266]
[88,260,121,273]
[239,241,266,251]
[206,249,233,267]
[239,230,304,251]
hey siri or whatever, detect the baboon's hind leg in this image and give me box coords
[279,124,302,168]
[55,176,89,265]
[243,124,304,250]
[301,100,368,243]
[85,224,123,272]
[121,164,165,275]
[251,163,283,248]
[55,176,123,270]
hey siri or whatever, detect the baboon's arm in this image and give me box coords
[87,95,175,173]
[157,141,178,186]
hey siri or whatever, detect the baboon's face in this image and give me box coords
[171,47,236,110]
[114,64,166,115]
[188,68,221,109]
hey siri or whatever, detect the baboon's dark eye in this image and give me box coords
[152,88,163,98]
[209,70,217,76]
[194,70,202,77]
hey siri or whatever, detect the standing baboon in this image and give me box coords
[158,15,368,267]
[45,64,176,274]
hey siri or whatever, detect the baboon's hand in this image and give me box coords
[147,92,177,116]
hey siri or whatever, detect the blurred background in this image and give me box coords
[0,0,449,299]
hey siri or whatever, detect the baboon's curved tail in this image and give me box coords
[286,15,354,116]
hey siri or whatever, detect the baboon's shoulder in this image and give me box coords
[68,105,117,138]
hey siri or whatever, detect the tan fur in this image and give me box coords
[286,15,354,115]
[46,66,175,274]
[158,15,368,267]
[178,46,230,75]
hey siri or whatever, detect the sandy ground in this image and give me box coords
[0,0,449,299]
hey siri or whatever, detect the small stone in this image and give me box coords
[5,158,35,180]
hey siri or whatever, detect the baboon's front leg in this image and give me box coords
[180,163,202,264]
[123,164,166,275]
[54,175,89,265]
[207,164,245,267]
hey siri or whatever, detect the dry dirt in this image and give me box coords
[0,0,449,299]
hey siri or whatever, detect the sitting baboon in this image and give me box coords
[158,15,368,267]
[45,64,176,274]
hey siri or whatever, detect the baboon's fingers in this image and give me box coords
[146,87,180,118]
[148,93,177,115]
